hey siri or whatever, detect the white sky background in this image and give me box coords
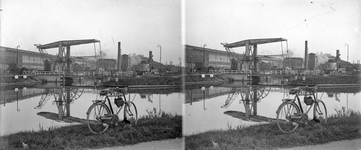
[186,0,361,63]
[1,0,360,63]
[0,0,181,64]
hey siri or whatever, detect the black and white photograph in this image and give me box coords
[1,0,182,149]
[184,0,360,149]
[1,0,360,149]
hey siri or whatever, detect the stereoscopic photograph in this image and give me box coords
[1,0,360,150]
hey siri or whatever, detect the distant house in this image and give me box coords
[283,57,303,69]
[96,59,116,70]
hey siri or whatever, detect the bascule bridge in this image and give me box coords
[35,39,100,76]
[222,38,287,74]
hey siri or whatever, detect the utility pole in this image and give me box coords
[203,44,207,72]
[16,45,20,70]
[179,57,181,72]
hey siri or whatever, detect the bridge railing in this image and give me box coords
[210,70,251,74]
[210,69,323,76]
[27,70,135,77]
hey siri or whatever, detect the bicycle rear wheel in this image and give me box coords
[313,101,327,123]
[86,103,111,134]
[276,102,300,133]
[124,101,138,125]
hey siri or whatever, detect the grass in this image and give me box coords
[185,110,361,150]
[0,110,182,150]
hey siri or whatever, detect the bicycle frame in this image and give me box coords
[108,92,127,115]
[277,86,327,133]
[288,86,318,114]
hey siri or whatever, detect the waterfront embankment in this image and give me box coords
[0,113,182,150]
[0,74,41,86]
[185,110,361,150]
[102,75,182,87]
[289,74,361,86]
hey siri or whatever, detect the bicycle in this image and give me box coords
[86,86,138,134]
[276,86,327,133]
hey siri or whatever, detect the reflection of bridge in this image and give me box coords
[185,85,271,104]
[0,87,46,105]
[186,85,275,122]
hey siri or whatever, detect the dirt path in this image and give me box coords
[280,138,361,150]
[89,138,183,150]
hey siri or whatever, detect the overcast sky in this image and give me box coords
[1,0,181,65]
[1,0,360,64]
[186,0,361,63]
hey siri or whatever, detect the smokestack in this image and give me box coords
[117,42,121,71]
[148,51,153,63]
[336,49,340,62]
[304,40,308,69]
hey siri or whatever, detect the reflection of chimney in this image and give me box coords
[117,42,121,70]
[304,41,308,69]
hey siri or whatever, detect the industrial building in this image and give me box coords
[283,57,303,69]
[0,46,98,74]
[95,59,117,70]
[185,45,233,72]
[0,46,44,73]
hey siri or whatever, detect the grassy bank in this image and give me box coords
[185,110,361,150]
[289,75,361,85]
[102,76,182,86]
[0,113,182,150]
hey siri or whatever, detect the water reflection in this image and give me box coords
[222,85,276,122]
[0,84,182,136]
[36,87,87,123]
[184,83,361,135]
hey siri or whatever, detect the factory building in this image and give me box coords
[121,54,130,72]
[0,46,44,73]
[185,45,232,72]
[96,59,117,70]
[308,53,316,70]
[283,57,303,69]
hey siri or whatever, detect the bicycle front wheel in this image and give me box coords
[124,102,138,125]
[276,102,300,133]
[314,101,327,123]
[86,103,111,134]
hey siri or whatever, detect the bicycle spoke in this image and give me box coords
[124,102,138,125]
[87,104,110,134]
[313,101,327,123]
[277,102,299,133]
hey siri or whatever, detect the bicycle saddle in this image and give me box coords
[99,89,111,96]
[289,87,300,94]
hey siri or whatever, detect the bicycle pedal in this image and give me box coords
[289,114,302,119]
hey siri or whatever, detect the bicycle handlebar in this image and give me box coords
[100,86,128,96]
[289,85,318,94]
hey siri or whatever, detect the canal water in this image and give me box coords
[0,84,183,136]
[1,82,360,137]
[184,83,361,135]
